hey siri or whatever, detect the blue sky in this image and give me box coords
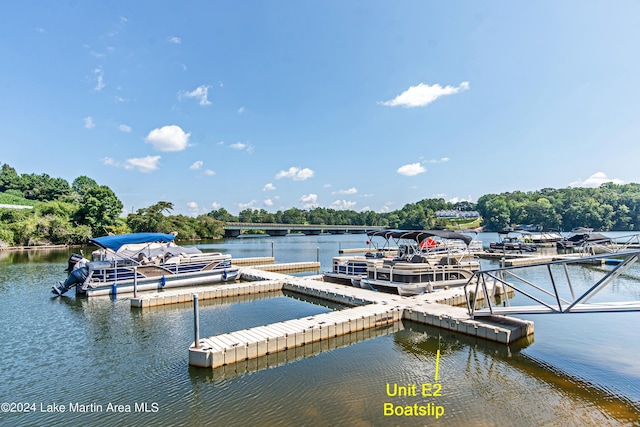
[2,2,639,216]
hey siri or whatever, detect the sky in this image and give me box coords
[1,1,640,216]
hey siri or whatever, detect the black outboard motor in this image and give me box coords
[52,254,89,296]
[66,253,84,272]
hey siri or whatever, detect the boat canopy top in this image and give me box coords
[567,232,611,243]
[90,233,176,252]
[366,229,472,246]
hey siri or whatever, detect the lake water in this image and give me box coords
[0,232,639,426]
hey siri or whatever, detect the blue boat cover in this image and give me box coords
[90,233,176,251]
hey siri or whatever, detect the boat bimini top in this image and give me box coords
[366,229,473,246]
[90,232,176,252]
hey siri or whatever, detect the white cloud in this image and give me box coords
[448,195,473,204]
[380,81,469,108]
[300,194,318,209]
[380,202,395,213]
[35,27,45,33]
[426,157,449,164]
[332,187,358,195]
[569,172,624,188]
[94,67,105,91]
[118,124,132,133]
[263,183,276,191]
[204,169,216,176]
[124,155,161,173]
[180,85,211,106]
[397,163,426,176]
[238,106,245,114]
[230,142,254,153]
[330,200,357,210]
[190,161,203,170]
[237,200,257,210]
[101,157,119,167]
[211,202,221,210]
[187,201,200,216]
[84,116,95,129]
[168,36,181,44]
[264,199,274,207]
[145,125,190,152]
[276,167,314,181]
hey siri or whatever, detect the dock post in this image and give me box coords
[133,267,138,298]
[271,241,274,258]
[317,247,319,263]
[193,294,200,348]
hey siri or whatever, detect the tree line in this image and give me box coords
[476,184,640,231]
[1,161,639,246]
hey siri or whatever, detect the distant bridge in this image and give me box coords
[223,222,385,237]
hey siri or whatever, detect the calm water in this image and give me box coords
[1,233,639,426]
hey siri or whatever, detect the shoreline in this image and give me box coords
[0,244,72,252]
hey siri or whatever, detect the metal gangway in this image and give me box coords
[467,251,640,317]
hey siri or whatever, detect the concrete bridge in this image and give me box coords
[223,222,385,237]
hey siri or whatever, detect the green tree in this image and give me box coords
[71,176,99,199]
[196,215,225,238]
[74,185,123,235]
[127,201,174,233]
[479,196,510,231]
[281,208,305,224]
[0,163,22,193]
[19,173,71,201]
[207,208,237,222]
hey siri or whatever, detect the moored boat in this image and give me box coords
[323,255,373,287]
[556,228,611,250]
[489,230,538,253]
[52,232,240,297]
[359,230,479,295]
[323,233,390,287]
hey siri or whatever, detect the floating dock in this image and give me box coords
[185,269,531,368]
[477,251,616,267]
[127,263,534,369]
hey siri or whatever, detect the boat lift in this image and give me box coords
[466,250,640,317]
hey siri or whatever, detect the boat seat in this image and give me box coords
[137,254,153,265]
[410,255,426,263]
[438,257,458,266]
